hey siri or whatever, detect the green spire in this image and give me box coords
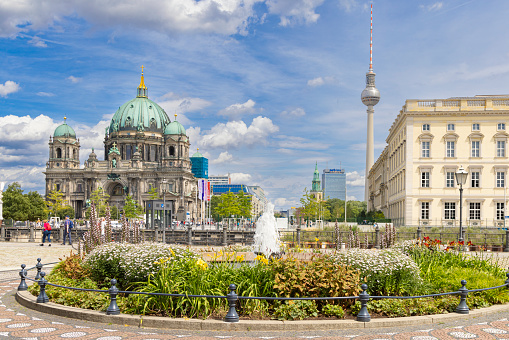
[312,162,321,192]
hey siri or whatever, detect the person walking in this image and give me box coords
[40,220,52,246]
[62,215,73,245]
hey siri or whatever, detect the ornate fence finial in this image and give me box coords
[18,264,28,291]
[106,279,120,315]
[455,279,469,314]
[356,283,371,322]
[36,272,49,303]
[35,258,43,280]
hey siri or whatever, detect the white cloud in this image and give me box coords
[156,92,212,126]
[67,76,82,83]
[278,136,331,150]
[420,2,443,12]
[0,81,20,97]
[307,76,334,87]
[218,99,257,120]
[0,0,328,37]
[346,171,364,186]
[266,0,324,26]
[338,0,357,12]
[0,166,47,191]
[193,116,279,149]
[280,107,305,117]
[0,114,57,142]
[274,197,299,209]
[211,151,233,164]
[230,172,252,184]
[36,92,55,97]
[28,36,47,47]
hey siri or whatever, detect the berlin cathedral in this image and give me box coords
[44,68,199,220]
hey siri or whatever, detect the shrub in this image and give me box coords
[331,248,422,296]
[273,300,318,320]
[322,304,345,318]
[271,254,361,308]
[83,243,197,287]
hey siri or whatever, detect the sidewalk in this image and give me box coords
[0,242,76,271]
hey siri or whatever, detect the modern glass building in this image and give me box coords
[322,168,346,200]
[190,150,208,179]
[211,184,249,195]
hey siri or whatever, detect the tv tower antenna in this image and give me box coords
[361,3,380,206]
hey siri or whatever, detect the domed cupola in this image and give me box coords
[164,114,187,135]
[108,66,170,134]
[54,117,76,138]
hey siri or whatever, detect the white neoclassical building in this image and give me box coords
[368,96,509,228]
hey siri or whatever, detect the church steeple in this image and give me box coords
[312,162,321,192]
[137,65,148,98]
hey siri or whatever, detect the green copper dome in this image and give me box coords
[191,150,203,158]
[109,97,170,133]
[164,119,186,135]
[54,122,76,138]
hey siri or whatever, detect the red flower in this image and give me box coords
[467,241,473,246]
[458,241,464,246]
[449,241,456,246]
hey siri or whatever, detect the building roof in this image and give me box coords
[54,118,76,138]
[164,114,186,135]
[108,70,170,134]
[191,148,203,158]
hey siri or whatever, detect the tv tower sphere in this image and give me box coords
[361,81,380,106]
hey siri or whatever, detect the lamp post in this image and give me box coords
[455,166,468,250]
[161,178,168,244]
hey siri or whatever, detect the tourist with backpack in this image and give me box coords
[40,220,52,246]
[62,215,73,245]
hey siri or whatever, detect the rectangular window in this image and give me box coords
[422,124,430,131]
[469,202,481,220]
[77,184,82,192]
[447,123,455,131]
[421,171,430,188]
[421,202,430,220]
[56,184,61,191]
[421,141,430,158]
[471,141,480,157]
[446,141,455,157]
[497,203,505,220]
[472,123,480,131]
[444,202,456,220]
[498,123,506,131]
[497,172,505,188]
[471,172,480,188]
[126,145,132,160]
[446,172,455,188]
[497,140,506,157]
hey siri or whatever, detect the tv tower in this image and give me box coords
[361,3,380,206]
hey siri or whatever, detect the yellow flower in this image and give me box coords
[236,255,245,263]
[315,238,319,242]
[255,254,269,265]
[196,258,208,270]
[170,249,175,256]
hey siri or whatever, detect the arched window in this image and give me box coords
[169,145,175,156]
[112,185,123,196]
[56,148,62,158]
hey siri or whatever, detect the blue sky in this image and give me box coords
[0,0,507,210]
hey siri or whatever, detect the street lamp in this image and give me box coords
[161,178,168,244]
[455,165,468,249]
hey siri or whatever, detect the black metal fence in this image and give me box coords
[17,259,509,323]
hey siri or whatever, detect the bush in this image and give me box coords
[273,300,318,320]
[331,248,422,296]
[83,243,197,288]
[322,304,345,318]
[271,254,361,308]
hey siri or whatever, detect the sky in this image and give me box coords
[0,0,508,210]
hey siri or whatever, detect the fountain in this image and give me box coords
[253,203,281,258]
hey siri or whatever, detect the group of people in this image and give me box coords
[39,216,74,246]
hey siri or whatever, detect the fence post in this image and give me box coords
[35,258,42,280]
[188,224,193,245]
[505,229,509,252]
[224,284,239,323]
[296,225,301,247]
[36,272,49,303]
[374,225,380,249]
[0,220,4,241]
[106,279,120,315]
[417,225,422,240]
[59,225,64,242]
[222,224,228,246]
[455,280,469,314]
[356,284,371,322]
[28,222,35,242]
[18,264,28,291]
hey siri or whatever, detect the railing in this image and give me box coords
[17,259,509,323]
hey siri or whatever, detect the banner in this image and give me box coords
[198,180,204,200]
[206,181,211,201]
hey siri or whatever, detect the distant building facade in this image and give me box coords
[322,168,346,200]
[208,175,231,185]
[210,184,265,218]
[368,96,509,228]
[190,149,208,179]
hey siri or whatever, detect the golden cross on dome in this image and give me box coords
[112,142,117,148]
[141,65,144,75]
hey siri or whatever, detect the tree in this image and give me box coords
[123,195,144,219]
[58,205,75,219]
[26,191,48,221]
[147,187,160,200]
[299,188,319,226]
[46,186,65,217]
[90,187,110,217]
[237,190,252,218]
[3,182,29,221]
[215,191,240,218]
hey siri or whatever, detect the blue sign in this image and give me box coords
[161,204,164,208]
